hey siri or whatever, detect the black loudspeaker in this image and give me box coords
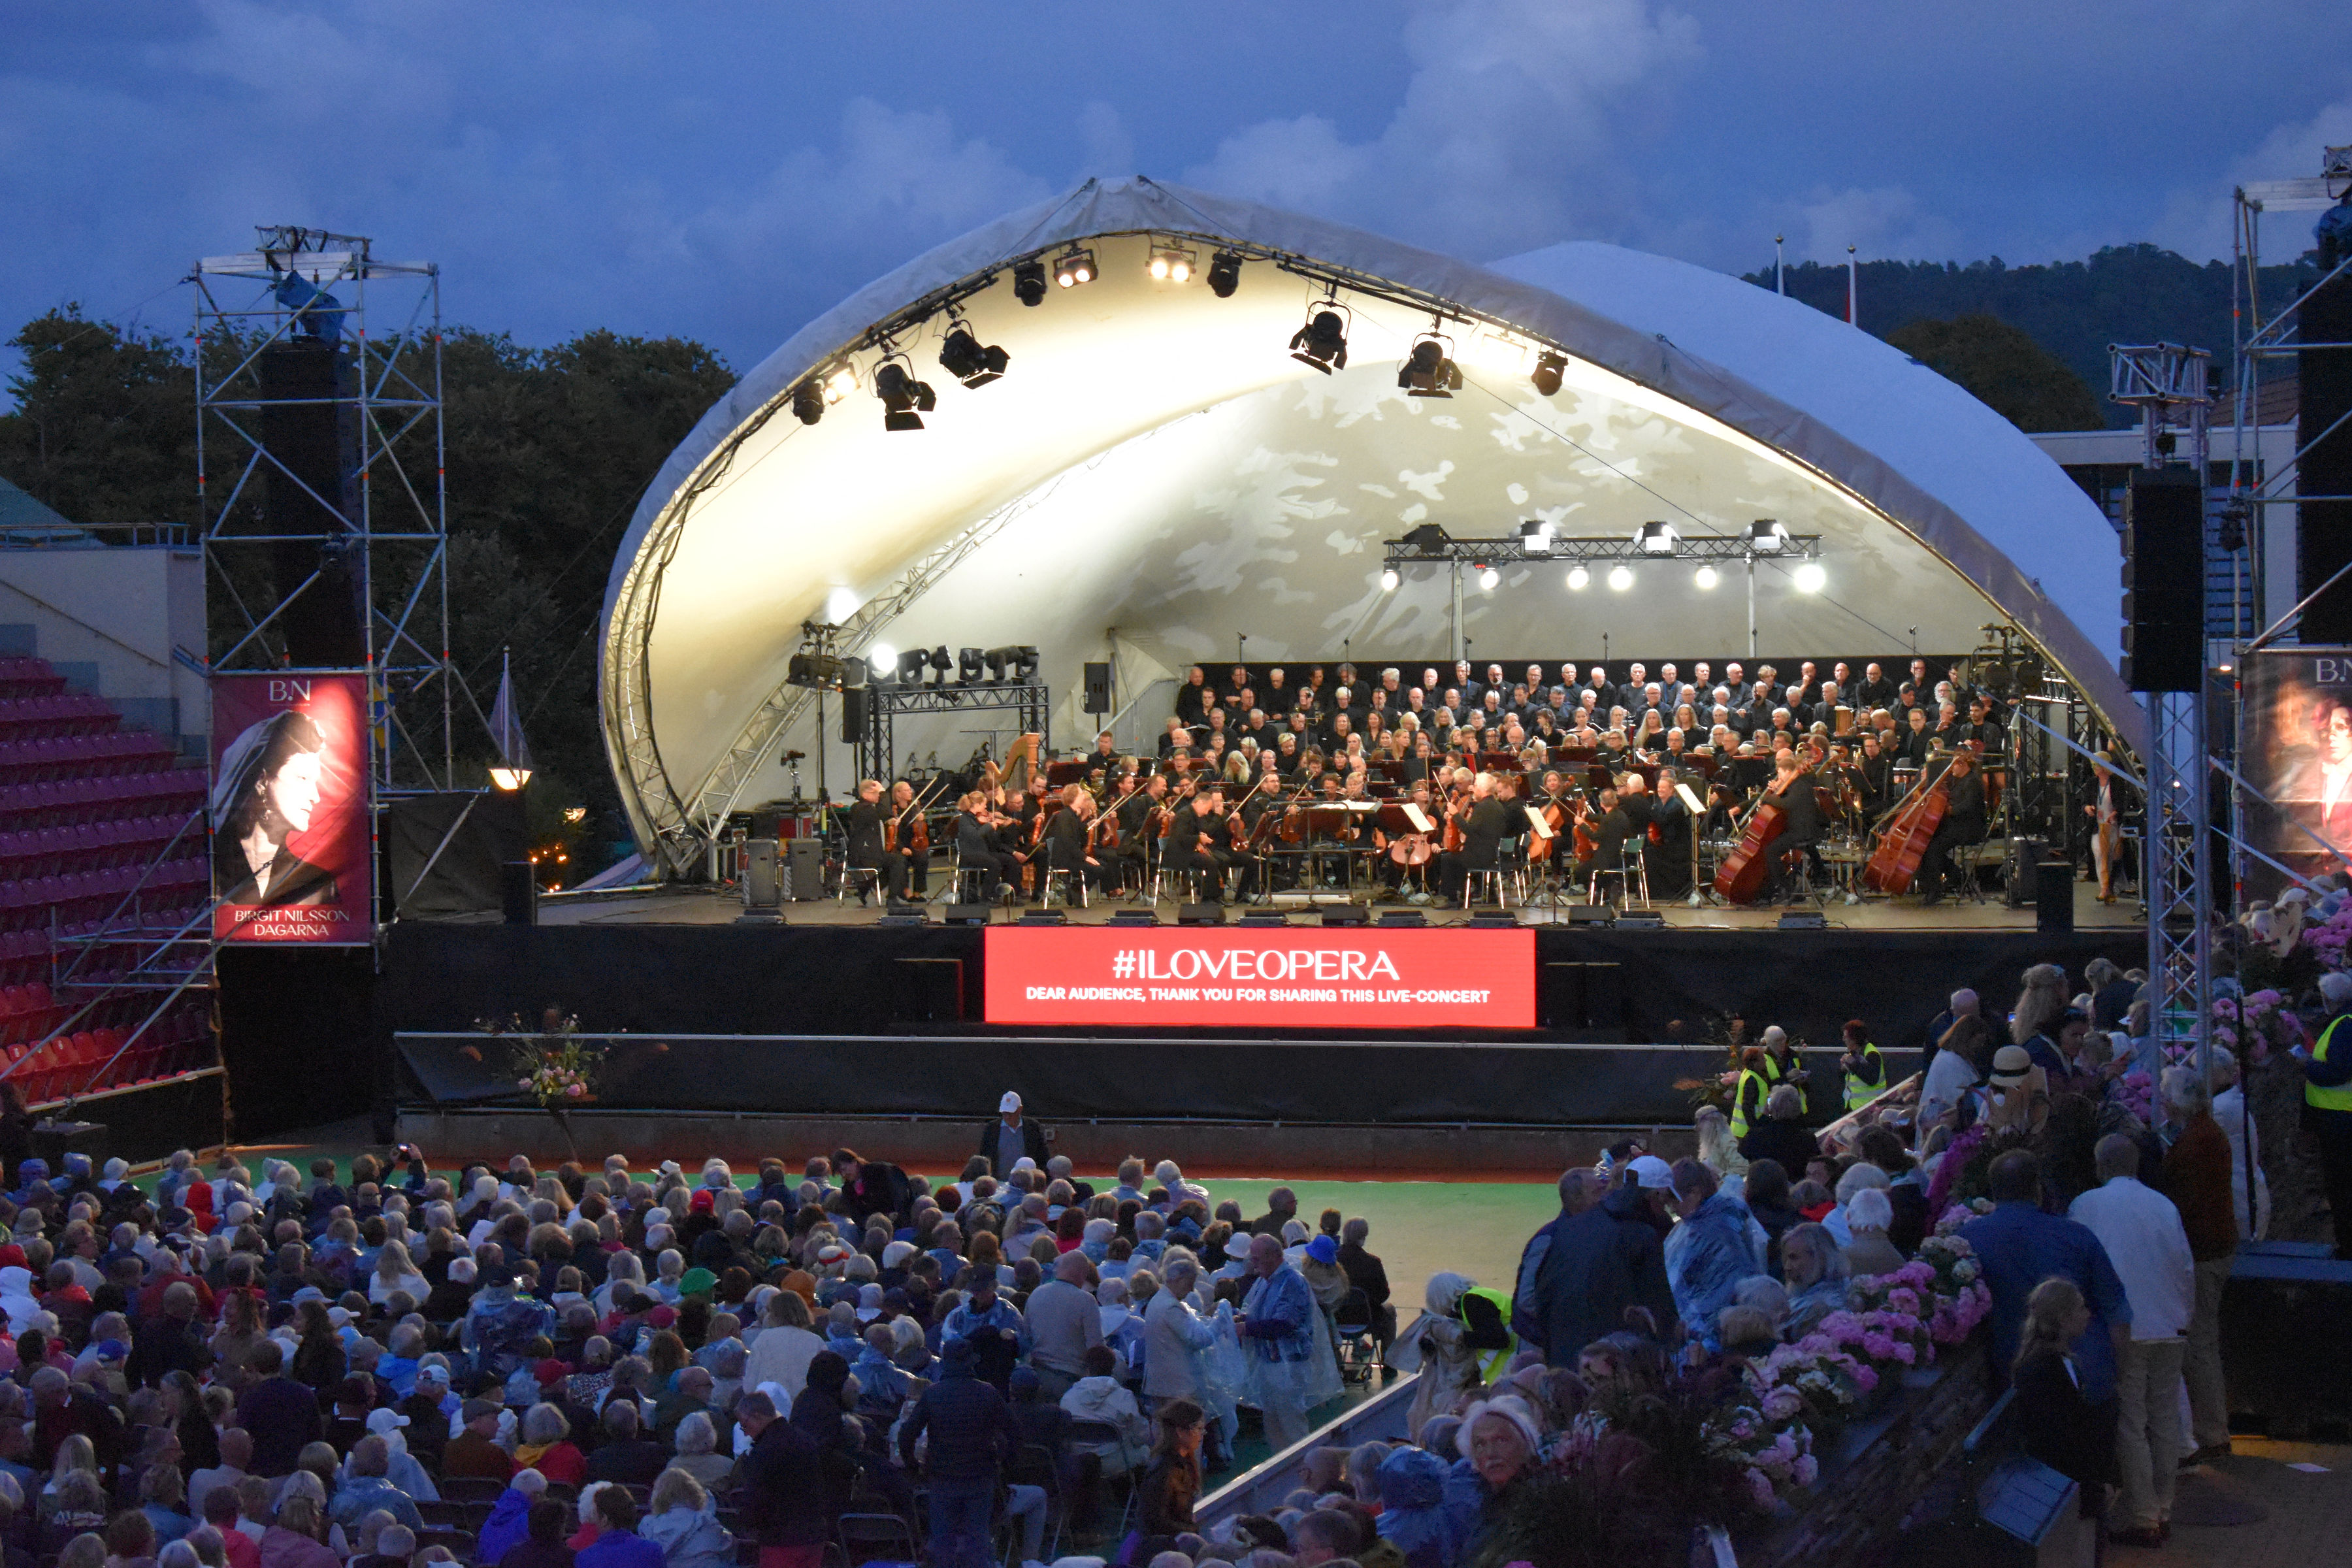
[500,860,537,926]
[742,840,783,910]
[785,838,824,900]
[839,685,868,743]
[2121,466,2204,693]
[2302,270,2352,643]
[1083,662,1112,714]
[258,341,365,666]
[2035,860,2074,934]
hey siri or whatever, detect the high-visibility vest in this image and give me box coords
[1767,1050,1810,1119]
[2308,1015,2352,1113]
[1843,1041,1886,1112]
[1462,1285,1517,1383]
[1729,1067,1771,1140]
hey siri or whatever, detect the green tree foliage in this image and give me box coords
[0,311,734,873]
[1884,314,2105,433]
[1748,244,2320,428]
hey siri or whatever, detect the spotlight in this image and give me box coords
[983,647,1013,684]
[874,357,936,432]
[1289,302,1350,373]
[1607,564,1635,591]
[1053,246,1096,288]
[1794,562,1827,593]
[1013,259,1048,306]
[868,642,897,675]
[1531,351,1566,397]
[1147,244,1196,283]
[898,648,930,683]
[1011,645,1039,683]
[957,647,986,684]
[1402,522,1449,555]
[1398,333,1462,398]
[1519,520,1552,556]
[790,381,825,425]
[1637,521,1677,555]
[821,363,857,403]
[938,325,1009,389]
[926,645,951,685]
[1206,250,1244,297]
[1380,566,1400,591]
[1566,565,1590,590]
[1693,564,1719,590]
[1748,518,1788,554]
[1477,564,1500,591]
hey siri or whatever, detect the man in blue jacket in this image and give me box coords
[1662,1159,1761,1348]
[1962,1150,2131,1402]
[1515,1163,1675,1366]
[898,1339,1021,1568]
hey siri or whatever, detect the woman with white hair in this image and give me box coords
[664,1412,735,1490]
[1392,1273,1487,1440]
[1454,1394,1544,1544]
[1780,1223,1850,1337]
[640,1469,733,1568]
[1840,1188,1904,1279]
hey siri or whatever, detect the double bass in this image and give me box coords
[1861,753,1955,894]
[1710,794,1788,905]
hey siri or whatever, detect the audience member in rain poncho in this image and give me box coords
[1375,1445,1463,1568]
[344,1409,438,1503]
[1780,1224,1852,1337]
[1236,1234,1318,1450]
[1392,1273,1492,1441]
[1662,1159,1762,1348]
[638,1470,732,1568]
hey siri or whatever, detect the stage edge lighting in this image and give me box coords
[1147,244,1196,283]
[1637,520,1677,555]
[1794,562,1827,593]
[1476,562,1499,591]
[790,382,825,425]
[1693,564,1719,590]
[1519,520,1552,555]
[1608,564,1635,591]
[1399,331,1463,398]
[1566,565,1590,591]
[1748,518,1788,554]
[1379,566,1400,591]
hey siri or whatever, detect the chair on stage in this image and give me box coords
[1588,850,1648,910]
[1466,834,1524,909]
[836,862,881,906]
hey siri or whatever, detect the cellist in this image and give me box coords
[1757,750,1825,900]
[1914,748,1987,907]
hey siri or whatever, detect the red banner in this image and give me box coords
[984,926,1533,1028]
[210,674,371,944]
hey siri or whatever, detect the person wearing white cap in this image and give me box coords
[980,1090,1049,1177]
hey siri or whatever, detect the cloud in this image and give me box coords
[1184,0,1701,258]
[2153,93,2352,262]
[1785,184,1963,266]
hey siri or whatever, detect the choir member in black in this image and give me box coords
[1436,772,1514,904]
[1174,666,1211,726]
[1914,749,1987,906]
[1038,784,1105,900]
[1646,766,1695,900]
[1900,706,1933,768]
[842,779,893,903]
[884,780,929,899]
[1758,751,1825,900]
[953,791,1019,900]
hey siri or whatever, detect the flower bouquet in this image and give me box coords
[1912,1233,1993,1344]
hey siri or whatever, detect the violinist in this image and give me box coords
[1646,765,1694,900]
[1435,771,1514,906]
[1039,783,1105,900]
[1375,779,1439,896]
[953,791,1018,901]
[843,779,892,904]
[884,779,930,900]
[1857,732,1893,819]
[1571,783,1636,889]
[1914,749,1987,907]
[1759,750,1825,900]
[1169,783,1243,902]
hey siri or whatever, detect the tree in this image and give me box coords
[0,308,197,525]
[1884,314,2106,433]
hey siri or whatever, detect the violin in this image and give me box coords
[1441,785,1467,853]
[882,799,929,856]
[1523,794,1565,864]
[1569,792,1599,861]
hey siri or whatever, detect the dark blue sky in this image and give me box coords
[5,0,2349,375]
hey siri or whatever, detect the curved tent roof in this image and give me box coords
[600,176,2132,864]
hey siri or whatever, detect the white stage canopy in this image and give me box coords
[600,176,2133,867]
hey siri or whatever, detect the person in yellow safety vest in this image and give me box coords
[1729,1046,1772,1141]
[1840,1019,1887,1113]
[1457,1284,1516,1382]
[1761,1024,1810,1118]
[2300,971,2352,1260]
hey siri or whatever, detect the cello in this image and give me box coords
[1710,794,1788,904]
[1861,755,1953,894]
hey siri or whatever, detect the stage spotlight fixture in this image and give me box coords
[874,357,936,432]
[1566,564,1591,590]
[867,642,897,676]
[898,647,930,683]
[1519,520,1552,555]
[1011,645,1039,683]
[1607,564,1635,591]
[1013,258,1048,306]
[1147,244,1196,282]
[1693,564,1719,590]
[1531,351,1566,397]
[957,647,986,684]
[926,645,952,685]
[1637,520,1678,555]
[1477,563,1500,591]
[1289,302,1350,373]
[818,362,857,404]
[1380,566,1400,591]
[1206,250,1245,297]
[983,647,1011,684]
[1794,562,1827,593]
[938,325,1009,389]
[1402,523,1449,555]
[1398,333,1463,398]
[1748,518,1788,554]
[1053,246,1096,288]
[791,381,825,425]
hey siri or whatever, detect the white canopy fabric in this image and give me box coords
[600,176,2134,862]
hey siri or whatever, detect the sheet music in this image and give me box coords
[1675,781,1705,814]
[1523,805,1556,840]
[1401,802,1433,832]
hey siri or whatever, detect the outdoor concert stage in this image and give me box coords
[370,885,2142,1152]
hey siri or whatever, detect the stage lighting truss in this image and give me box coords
[871,640,1039,689]
[873,353,937,431]
[1147,242,1197,284]
[1399,328,1464,398]
[1289,295,1351,374]
[938,319,1009,389]
[1380,523,1823,591]
[1053,245,1098,289]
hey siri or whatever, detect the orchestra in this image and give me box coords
[811,648,2117,915]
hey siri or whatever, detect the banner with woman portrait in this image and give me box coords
[210,674,371,943]
[2241,649,2352,899]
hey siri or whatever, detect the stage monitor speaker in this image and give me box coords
[1018,909,1067,925]
[1377,909,1426,926]
[500,860,537,926]
[1107,908,1160,925]
[2121,465,2205,693]
[1614,909,1665,928]
[742,840,783,911]
[1320,906,1367,926]
[1082,662,1112,715]
[1777,909,1827,930]
[1238,909,1289,926]
[2301,268,2352,643]
[1567,904,1610,924]
[838,685,868,743]
[2035,860,2074,934]
[784,838,824,900]
[1178,902,1224,925]
[943,904,992,925]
